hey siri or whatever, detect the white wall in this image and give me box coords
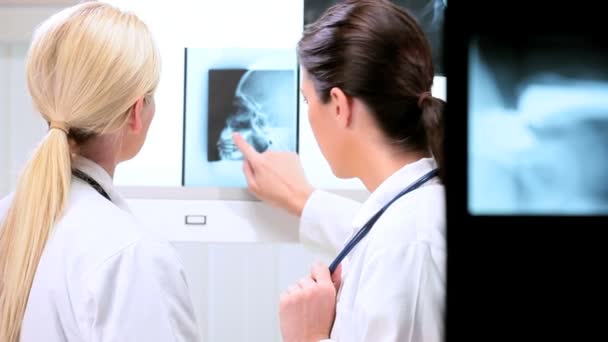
[0,43,8,196]
[1,6,64,198]
[0,43,48,199]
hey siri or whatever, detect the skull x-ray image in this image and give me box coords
[183,48,297,187]
[303,0,445,75]
[468,34,608,214]
[208,69,295,161]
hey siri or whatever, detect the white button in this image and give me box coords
[185,215,207,225]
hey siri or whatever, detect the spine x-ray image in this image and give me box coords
[303,0,446,75]
[208,69,294,161]
[468,34,608,214]
[182,48,297,188]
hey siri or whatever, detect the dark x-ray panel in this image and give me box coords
[468,34,608,215]
[207,69,295,162]
[303,0,445,75]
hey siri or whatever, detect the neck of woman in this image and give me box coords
[357,146,429,193]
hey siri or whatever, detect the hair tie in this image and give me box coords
[417,91,432,109]
[49,121,69,134]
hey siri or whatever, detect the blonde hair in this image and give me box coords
[0,2,160,340]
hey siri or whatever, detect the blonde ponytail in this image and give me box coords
[0,129,71,341]
[0,1,160,340]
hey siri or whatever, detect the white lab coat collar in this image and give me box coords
[72,155,131,213]
[351,157,440,231]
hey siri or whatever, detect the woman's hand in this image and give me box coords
[279,263,343,342]
[232,132,314,217]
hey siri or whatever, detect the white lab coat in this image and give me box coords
[299,158,446,342]
[0,156,201,342]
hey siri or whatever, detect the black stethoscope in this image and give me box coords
[328,168,440,275]
[72,169,112,202]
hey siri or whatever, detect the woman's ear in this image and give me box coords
[329,87,353,128]
[127,97,145,134]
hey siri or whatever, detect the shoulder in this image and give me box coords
[83,236,189,309]
[82,238,200,341]
[52,181,169,276]
[85,237,191,322]
[370,182,445,250]
[91,238,185,282]
[362,182,446,286]
[302,190,363,221]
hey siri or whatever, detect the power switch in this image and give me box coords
[185,215,207,226]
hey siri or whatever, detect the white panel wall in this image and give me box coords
[172,242,329,342]
[0,44,9,196]
[0,5,58,198]
[0,42,47,198]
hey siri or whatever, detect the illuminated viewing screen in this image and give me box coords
[468,34,608,215]
[182,48,298,187]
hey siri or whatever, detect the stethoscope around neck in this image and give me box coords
[72,169,112,202]
[328,168,439,275]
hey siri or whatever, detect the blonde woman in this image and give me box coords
[0,2,199,341]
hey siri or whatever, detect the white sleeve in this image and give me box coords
[86,240,201,342]
[349,242,444,342]
[299,190,362,255]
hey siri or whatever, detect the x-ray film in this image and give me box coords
[183,48,298,188]
[468,34,608,215]
[208,69,295,161]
